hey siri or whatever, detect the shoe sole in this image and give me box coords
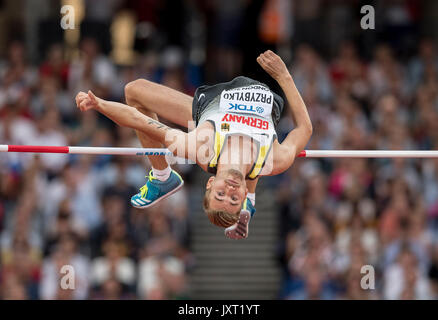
[225,210,250,240]
[131,180,184,209]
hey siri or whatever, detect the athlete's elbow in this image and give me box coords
[298,122,313,141]
[305,116,313,134]
[306,123,313,139]
[301,117,313,140]
[272,155,295,176]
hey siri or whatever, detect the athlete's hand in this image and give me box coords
[75,90,101,111]
[257,50,290,83]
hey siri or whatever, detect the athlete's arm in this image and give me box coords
[75,90,194,161]
[257,50,312,174]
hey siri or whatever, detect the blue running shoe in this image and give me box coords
[225,198,256,240]
[131,170,184,209]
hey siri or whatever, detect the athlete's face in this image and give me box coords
[206,169,248,214]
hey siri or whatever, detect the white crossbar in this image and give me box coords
[1,145,438,158]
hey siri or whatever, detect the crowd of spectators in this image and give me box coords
[274,38,438,300]
[0,37,198,300]
[1,0,438,300]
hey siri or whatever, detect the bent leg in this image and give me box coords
[125,79,193,170]
[125,79,193,128]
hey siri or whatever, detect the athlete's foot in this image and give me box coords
[225,198,256,240]
[131,170,184,209]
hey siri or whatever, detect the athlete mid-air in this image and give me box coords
[75,50,312,240]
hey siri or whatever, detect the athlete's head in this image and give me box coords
[203,169,248,228]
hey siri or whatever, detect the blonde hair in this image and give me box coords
[203,189,240,228]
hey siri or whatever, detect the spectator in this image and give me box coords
[39,233,90,300]
[1,3,438,301]
[92,277,134,300]
[383,245,432,300]
[68,37,117,100]
[90,240,136,292]
[39,44,70,89]
[138,254,187,300]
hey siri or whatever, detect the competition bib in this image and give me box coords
[219,85,273,119]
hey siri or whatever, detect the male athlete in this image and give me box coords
[75,50,312,239]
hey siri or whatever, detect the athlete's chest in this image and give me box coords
[194,85,278,176]
[194,122,259,153]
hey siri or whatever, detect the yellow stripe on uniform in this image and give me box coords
[248,144,269,179]
[209,131,226,169]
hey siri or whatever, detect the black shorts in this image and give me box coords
[192,76,284,127]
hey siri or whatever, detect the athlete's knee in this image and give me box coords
[124,79,150,105]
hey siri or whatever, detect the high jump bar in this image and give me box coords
[1,145,438,158]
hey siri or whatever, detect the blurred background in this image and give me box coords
[1,0,438,300]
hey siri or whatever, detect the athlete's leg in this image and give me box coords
[125,79,193,126]
[245,178,258,196]
[124,79,193,208]
[124,79,193,170]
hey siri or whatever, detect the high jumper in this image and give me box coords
[74,50,313,239]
